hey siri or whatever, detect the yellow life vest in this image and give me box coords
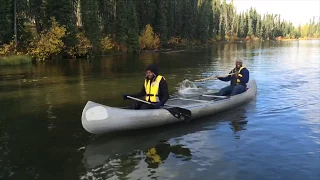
[144,75,164,102]
[232,66,246,84]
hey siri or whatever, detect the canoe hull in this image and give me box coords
[81,80,257,134]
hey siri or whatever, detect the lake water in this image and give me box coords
[1,40,319,180]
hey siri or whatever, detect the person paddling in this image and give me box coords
[215,59,249,96]
[123,64,169,109]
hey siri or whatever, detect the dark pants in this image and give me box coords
[218,85,246,96]
[129,101,155,109]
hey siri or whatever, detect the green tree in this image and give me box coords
[81,0,101,54]
[46,0,77,48]
[155,0,168,44]
[0,0,13,44]
[115,0,128,45]
[197,0,212,43]
[126,0,139,52]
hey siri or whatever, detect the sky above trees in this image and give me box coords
[232,0,320,26]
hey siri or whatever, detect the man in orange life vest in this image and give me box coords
[215,59,249,96]
[123,64,169,109]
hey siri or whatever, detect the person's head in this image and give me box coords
[145,64,158,80]
[235,59,243,69]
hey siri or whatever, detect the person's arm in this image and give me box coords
[124,82,146,99]
[131,83,146,98]
[217,70,233,81]
[238,68,249,83]
[159,78,169,105]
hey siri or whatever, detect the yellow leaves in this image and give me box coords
[168,37,182,46]
[139,24,160,50]
[101,36,115,53]
[0,41,16,56]
[67,32,93,58]
[27,18,66,61]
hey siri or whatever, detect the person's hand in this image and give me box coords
[232,72,238,77]
[154,102,163,109]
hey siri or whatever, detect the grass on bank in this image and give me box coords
[0,55,32,66]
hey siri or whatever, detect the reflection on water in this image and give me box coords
[1,40,320,180]
[80,105,251,179]
[145,142,192,168]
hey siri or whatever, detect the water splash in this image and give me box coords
[177,79,218,96]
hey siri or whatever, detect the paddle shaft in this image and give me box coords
[195,73,235,82]
[126,96,176,108]
[126,96,192,121]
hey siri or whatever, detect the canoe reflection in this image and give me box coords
[80,103,254,179]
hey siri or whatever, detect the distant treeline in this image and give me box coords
[0,0,319,60]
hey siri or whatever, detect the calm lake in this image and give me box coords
[1,40,319,180]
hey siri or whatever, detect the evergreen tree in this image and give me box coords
[81,0,101,54]
[247,8,253,37]
[155,0,168,44]
[98,0,113,35]
[115,0,128,45]
[212,0,221,36]
[46,0,77,47]
[173,0,183,37]
[197,0,211,43]
[29,0,45,34]
[126,0,139,52]
[135,0,156,32]
[0,0,13,44]
[166,0,174,38]
[181,0,197,39]
[256,14,261,38]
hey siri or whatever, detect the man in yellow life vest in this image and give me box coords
[215,59,249,96]
[123,64,169,109]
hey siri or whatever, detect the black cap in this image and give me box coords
[145,64,158,76]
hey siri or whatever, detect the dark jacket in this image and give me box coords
[218,67,249,86]
[129,76,169,105]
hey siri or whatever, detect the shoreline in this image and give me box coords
[1,38,319,65]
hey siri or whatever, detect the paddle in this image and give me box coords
[194,73,235,82]
[126,96,192,122]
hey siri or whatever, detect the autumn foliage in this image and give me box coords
[139,24,160,50]
[27,19,66,61]
[0,41,17,56]
[101,36,116,53]
[67,32,93,58]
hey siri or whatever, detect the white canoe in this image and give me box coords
[81,80,257,134]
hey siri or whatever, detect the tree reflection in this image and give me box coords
[144,142,191,168]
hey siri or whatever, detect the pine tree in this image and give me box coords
[155,0,168,44]
[98,0,113,35]
[115,0,128,45]
[46,0,77,47]
[197,0,211,43]
[135,0,156,32]
[181,0,197,39]
[212,0,221,37]
[126,0,139,52]
[166,0,174,38]
[29,0,45,34]
[0,0,13,44]
[173,0,183,37]
[81,0,101,54]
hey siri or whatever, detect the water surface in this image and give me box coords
[1,40,319,180]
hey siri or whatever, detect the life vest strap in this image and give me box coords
[146,94,159,97]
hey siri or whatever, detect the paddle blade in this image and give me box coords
[165,107,192,122]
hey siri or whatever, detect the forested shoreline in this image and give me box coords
[0,0,319,62]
